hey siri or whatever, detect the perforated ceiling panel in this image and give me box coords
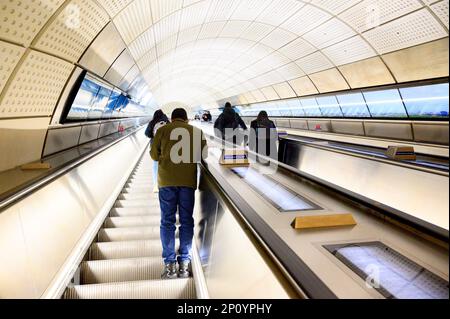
[34,0,110,62]
[96,0,135,18]
[431,0,450,29]
[0,50,73,118]
[0,0,64,46]
[364,8,448,54]
[0,41,25,95]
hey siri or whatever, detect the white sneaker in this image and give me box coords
[153,185,159,193]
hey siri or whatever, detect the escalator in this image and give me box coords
[64,154,196,299]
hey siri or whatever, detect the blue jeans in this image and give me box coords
[159,187,195,264]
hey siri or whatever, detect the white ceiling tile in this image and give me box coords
[205,0,241,22]
[295,51,334,74]
[177,25,202,46]
[281,4,332,36]
[430,0,449,29]
[129,29,156,60]
[276,62,306,80]
[339,0,423,33]
[260,28,298,50]
[151,0,183,23]
[0,0,64,46]
[363,8,448,54]
[180,0,210,29]
[322,35,376,65]
[34,0,110,63]
[311,0,363,14]
[279,38,317,60]
[220,21,252,38]
[198,21,227,39]
[97,0,134,18]
[256,0,305,26]
[157,34,178,57]
[241,22,275,42]
[154,11,181,43]
[230,0,273,20]
[303,18,356,49]
[0,41,26,95]
[114,0,153,44]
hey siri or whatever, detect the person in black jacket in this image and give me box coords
[249,111,278,162]
[214,102,247,145]
[145,110,170,192]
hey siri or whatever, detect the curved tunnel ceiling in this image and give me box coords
[109,0,449,108]
[0,0,449,115]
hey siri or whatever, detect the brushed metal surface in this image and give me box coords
[79,23,126,77]
[43,126,82,157]
[308,120,332,132]
[364,121,413,141]
[275,119,291,128]
[331,120,365,136]
[290,119,309,130]
[98,121,120,138]
[79,124,101,145]
[413,122,449,145]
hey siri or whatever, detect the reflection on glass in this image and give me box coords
[103,90,121,119]
[265,101,281,117]
[363,89,408,117]
[288,99,305,117]
[67,78,99,120]
[88,86,112,119]
[301,98,322,117]
[316,95,343,117]
[400,83,449,118]
[337,92,371,117]
[278,100,293,117]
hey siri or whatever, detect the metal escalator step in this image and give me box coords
[64,278,195,299]
[110,208,160,217]
[122,188,156,195]
[118,193,158,201]
[104,216,160,228]
[98,227,160,242]
[90,240,163,260]
[81,257,165,284]
[114,199,159,208]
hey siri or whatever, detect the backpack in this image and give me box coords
[153,121,167,137]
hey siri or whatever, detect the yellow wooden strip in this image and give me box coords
[292,214,357,230]
[20,162,51,171]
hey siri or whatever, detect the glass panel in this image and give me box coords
[316,95,343,117]
[88,86,112,119]
[336,92,371,117]
[301,98,322,117]
[278,100,294,116]
[67,78,100,121]
[288,98,305,117]
[400,83,449,118]
[112,95,130,118]
[265,101,281,117]
[363,89,408,118]
[103,90,121,119]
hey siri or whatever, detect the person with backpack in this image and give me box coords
[214,102,247,146]
[150,108,208,279]
[249,111,278,162]
[145,109,170,193]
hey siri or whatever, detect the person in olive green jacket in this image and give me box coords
[150,108,208,280]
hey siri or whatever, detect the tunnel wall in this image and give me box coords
[0,129,149,299]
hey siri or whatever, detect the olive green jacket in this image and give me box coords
[150,119,208,189]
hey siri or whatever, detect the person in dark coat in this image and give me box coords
[214,102,247,145]
[249,111,278,162]
[145,109,170,192]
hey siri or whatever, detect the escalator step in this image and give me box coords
[110,207,160,217]
[118,193,158,201]
[90,240,163,260]
[81,257,165,284]
[64,279,195,299]
[114,199,158,208]
[98,227,160,242]
[104,216,160,228]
